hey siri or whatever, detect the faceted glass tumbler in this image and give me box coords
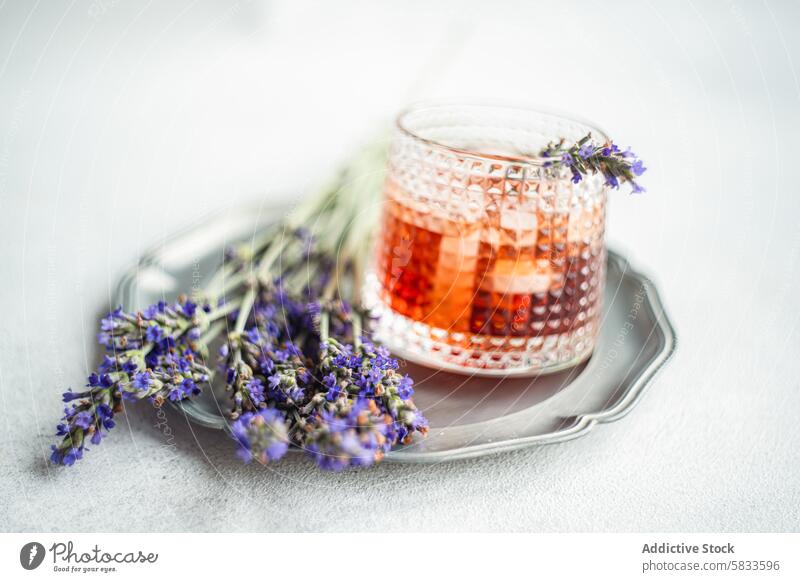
[367,103,609,376]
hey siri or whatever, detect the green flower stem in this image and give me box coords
[352,312,363,350]
[319,311,330,345]
[198,319,227,347]
[233,285,256,335]
[203,225,278,298]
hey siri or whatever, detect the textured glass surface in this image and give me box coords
[368,104,609,375]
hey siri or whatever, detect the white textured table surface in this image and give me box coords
[2,0,799,532]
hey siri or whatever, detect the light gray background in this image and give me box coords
[1,0,798,532]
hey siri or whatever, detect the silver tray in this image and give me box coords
[116,203,676,463]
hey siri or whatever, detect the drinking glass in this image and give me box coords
[368,103,608,376]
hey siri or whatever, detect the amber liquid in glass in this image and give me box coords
[375,180,605,351]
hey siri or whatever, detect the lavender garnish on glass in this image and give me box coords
[540,133,647,194]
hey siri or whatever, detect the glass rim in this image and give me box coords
[395,101,612,167]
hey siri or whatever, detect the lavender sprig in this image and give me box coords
[540,133,647,194]
[51,296,228,465]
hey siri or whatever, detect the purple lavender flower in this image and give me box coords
[62,390,87,403]
[72,411,93,430]
[100,307,123,331]
[182,300,197,317]
[397,375,414,400]
[132,371,152,391]
[258,356,275,374]
[169,378,198,401]
[245,378,266,406]
[142,301,167,319]
[50,445,83,467]
[303,398,392,470]
[323,373,341,401]
[145,324,164,343]
[230,408,289,464]
[96,404,115,429]
[246,327,261,344]
[367,367,383,386]
[631,159,647,176]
